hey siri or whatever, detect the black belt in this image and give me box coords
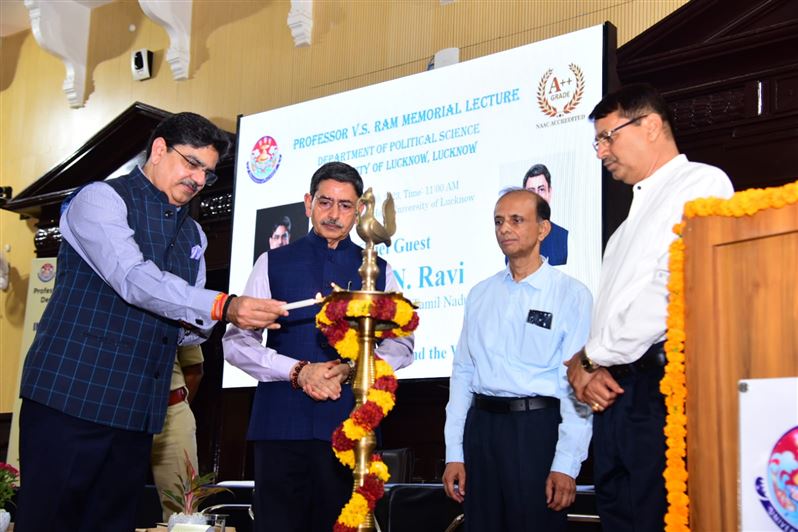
[606,341,666,380]
[473,394,559,413]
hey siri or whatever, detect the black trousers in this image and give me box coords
[592,363,667,532]
[252,439,352,532]
[15,399,152,532]
[463,404,566,532]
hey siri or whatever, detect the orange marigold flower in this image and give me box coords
[375,359,394,379]
[343,419,368,441]
[335,449,355,468]
[338,493,369,528]
[369,459,390,482]
[336,329,360,360]
[367,389,396,415]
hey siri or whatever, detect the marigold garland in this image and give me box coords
[318,294,419,531]
[317,296,418,360]
[661,180,798,531]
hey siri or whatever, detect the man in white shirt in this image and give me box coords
[565,83,734,531]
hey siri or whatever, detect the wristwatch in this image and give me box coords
[579,350,600,373]
[343,359,356,385]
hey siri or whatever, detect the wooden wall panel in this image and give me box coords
[717,235,798,378]
[617,0,798,191]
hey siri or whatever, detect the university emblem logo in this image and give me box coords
[247,135,282,184]
[536,63,585,118]
[37,262,55,283]
[755,425,798,531]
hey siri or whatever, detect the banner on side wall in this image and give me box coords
[7,258,58,471]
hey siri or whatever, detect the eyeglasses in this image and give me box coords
[592,115,647,151]
[171,146,218,186]
[313,195,355,213]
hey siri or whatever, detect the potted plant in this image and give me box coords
[162,450,231,531]
[0,462,19,532]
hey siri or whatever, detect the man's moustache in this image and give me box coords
[322,218,344,228]
[180,179,199,193]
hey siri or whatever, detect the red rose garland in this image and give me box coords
[316,295,418,531]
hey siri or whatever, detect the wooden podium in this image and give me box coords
[682,198,798,531]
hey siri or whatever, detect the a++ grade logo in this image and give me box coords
[537,63,585,118]
[247,135,282,184]
[755,425,798,531]
[37,262,55,283]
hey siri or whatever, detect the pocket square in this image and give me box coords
[527,309,553,329]
[190,245,203,260]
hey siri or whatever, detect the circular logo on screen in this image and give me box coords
[247,136,282,184]
[537,63,585,118]
[754,425,798,531]
[37,262,55,283]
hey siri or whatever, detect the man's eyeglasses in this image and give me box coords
[314,195,355,213]
[172,146,218,186]
[592,115,647,151]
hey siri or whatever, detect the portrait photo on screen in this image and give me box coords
[498,152,601,290]
[252,201,309,262]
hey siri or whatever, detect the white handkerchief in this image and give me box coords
[190,245,203,260]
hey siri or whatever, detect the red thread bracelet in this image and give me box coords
[211,293,227,321]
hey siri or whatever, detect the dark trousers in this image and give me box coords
[252,439,352,532]
[463,404,566,532]
[15,399,153,532]
[593,363,667,532]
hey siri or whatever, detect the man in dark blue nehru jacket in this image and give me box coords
[223,161,415,532]
[16,112,286,532]
[524,163,568,266]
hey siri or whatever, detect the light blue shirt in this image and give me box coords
[444,261,593,478]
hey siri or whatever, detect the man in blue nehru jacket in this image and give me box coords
[17,112,286,532]
[223,162,414,532]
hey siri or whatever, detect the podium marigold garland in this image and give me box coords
[316,295,419,532]
[661,180,798,532]
[662,224,689,532]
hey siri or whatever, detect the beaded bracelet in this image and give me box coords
[290,360,310,390]
[222,294,237,323]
